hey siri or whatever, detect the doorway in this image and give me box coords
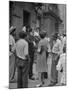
[23,10,30,27]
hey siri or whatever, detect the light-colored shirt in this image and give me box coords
[63,36,66,47]
[60,36,64,52]
[34,31,39,36]
[52,39,62,55]
[9,35,15,56]
[45,37,51,52]
[16,39,28,59]
[56,53,66,84]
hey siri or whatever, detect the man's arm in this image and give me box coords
[56,58,62,71]
[58,41,63,55]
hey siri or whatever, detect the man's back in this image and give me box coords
[16,39,28,59]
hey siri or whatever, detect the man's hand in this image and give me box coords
[25,55,30,62]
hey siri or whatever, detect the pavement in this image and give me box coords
[9,56,66,89]
[9,78,50,89]
[9,68,51,89]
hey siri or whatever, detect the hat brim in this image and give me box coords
[10,27,16,34]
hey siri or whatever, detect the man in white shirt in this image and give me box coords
[9,26,16,56]
[16,31,29,88]
[9,26,16,82]
[16,38,28,60]
[49,33,62,86]
[56,46,66,85]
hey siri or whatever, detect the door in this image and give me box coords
[23,10,30,26]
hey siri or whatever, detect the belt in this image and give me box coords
[16,56,28,61]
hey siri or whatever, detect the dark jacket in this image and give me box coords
[25,35,35,58]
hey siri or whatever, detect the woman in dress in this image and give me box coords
[36,31,49,87]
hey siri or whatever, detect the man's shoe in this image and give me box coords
[29,77,35,80]
[48,82,57,86]
[36,82,45,87]
[36,84,43,87]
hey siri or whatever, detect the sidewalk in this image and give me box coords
[9,78,50,89]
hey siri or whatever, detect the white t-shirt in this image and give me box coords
[16,39,28,59]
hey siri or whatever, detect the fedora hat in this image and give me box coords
[9,26,16,34]
[63,32,66,36]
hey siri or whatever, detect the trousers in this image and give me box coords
[16,57,29,88]
[29,56,34,78]
[9,54,15,81]
[51,53,59,83]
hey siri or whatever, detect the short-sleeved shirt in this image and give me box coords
[52,39,63,55]
[9,35,15,56]
[16,39,28,59]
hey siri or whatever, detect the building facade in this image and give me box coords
[58,4,66,34]
[9,1,37,40]
[9,1,65,39]
[35,3,62,37]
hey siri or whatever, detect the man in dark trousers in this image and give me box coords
[16,31,29,88]
[25,27,35,80]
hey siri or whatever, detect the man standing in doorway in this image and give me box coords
[25,27,35,80]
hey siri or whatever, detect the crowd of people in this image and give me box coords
[9,25,66,88]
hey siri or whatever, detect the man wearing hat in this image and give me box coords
[22,26,26,32]
[9,26,16,82]
[49,32,62,86]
